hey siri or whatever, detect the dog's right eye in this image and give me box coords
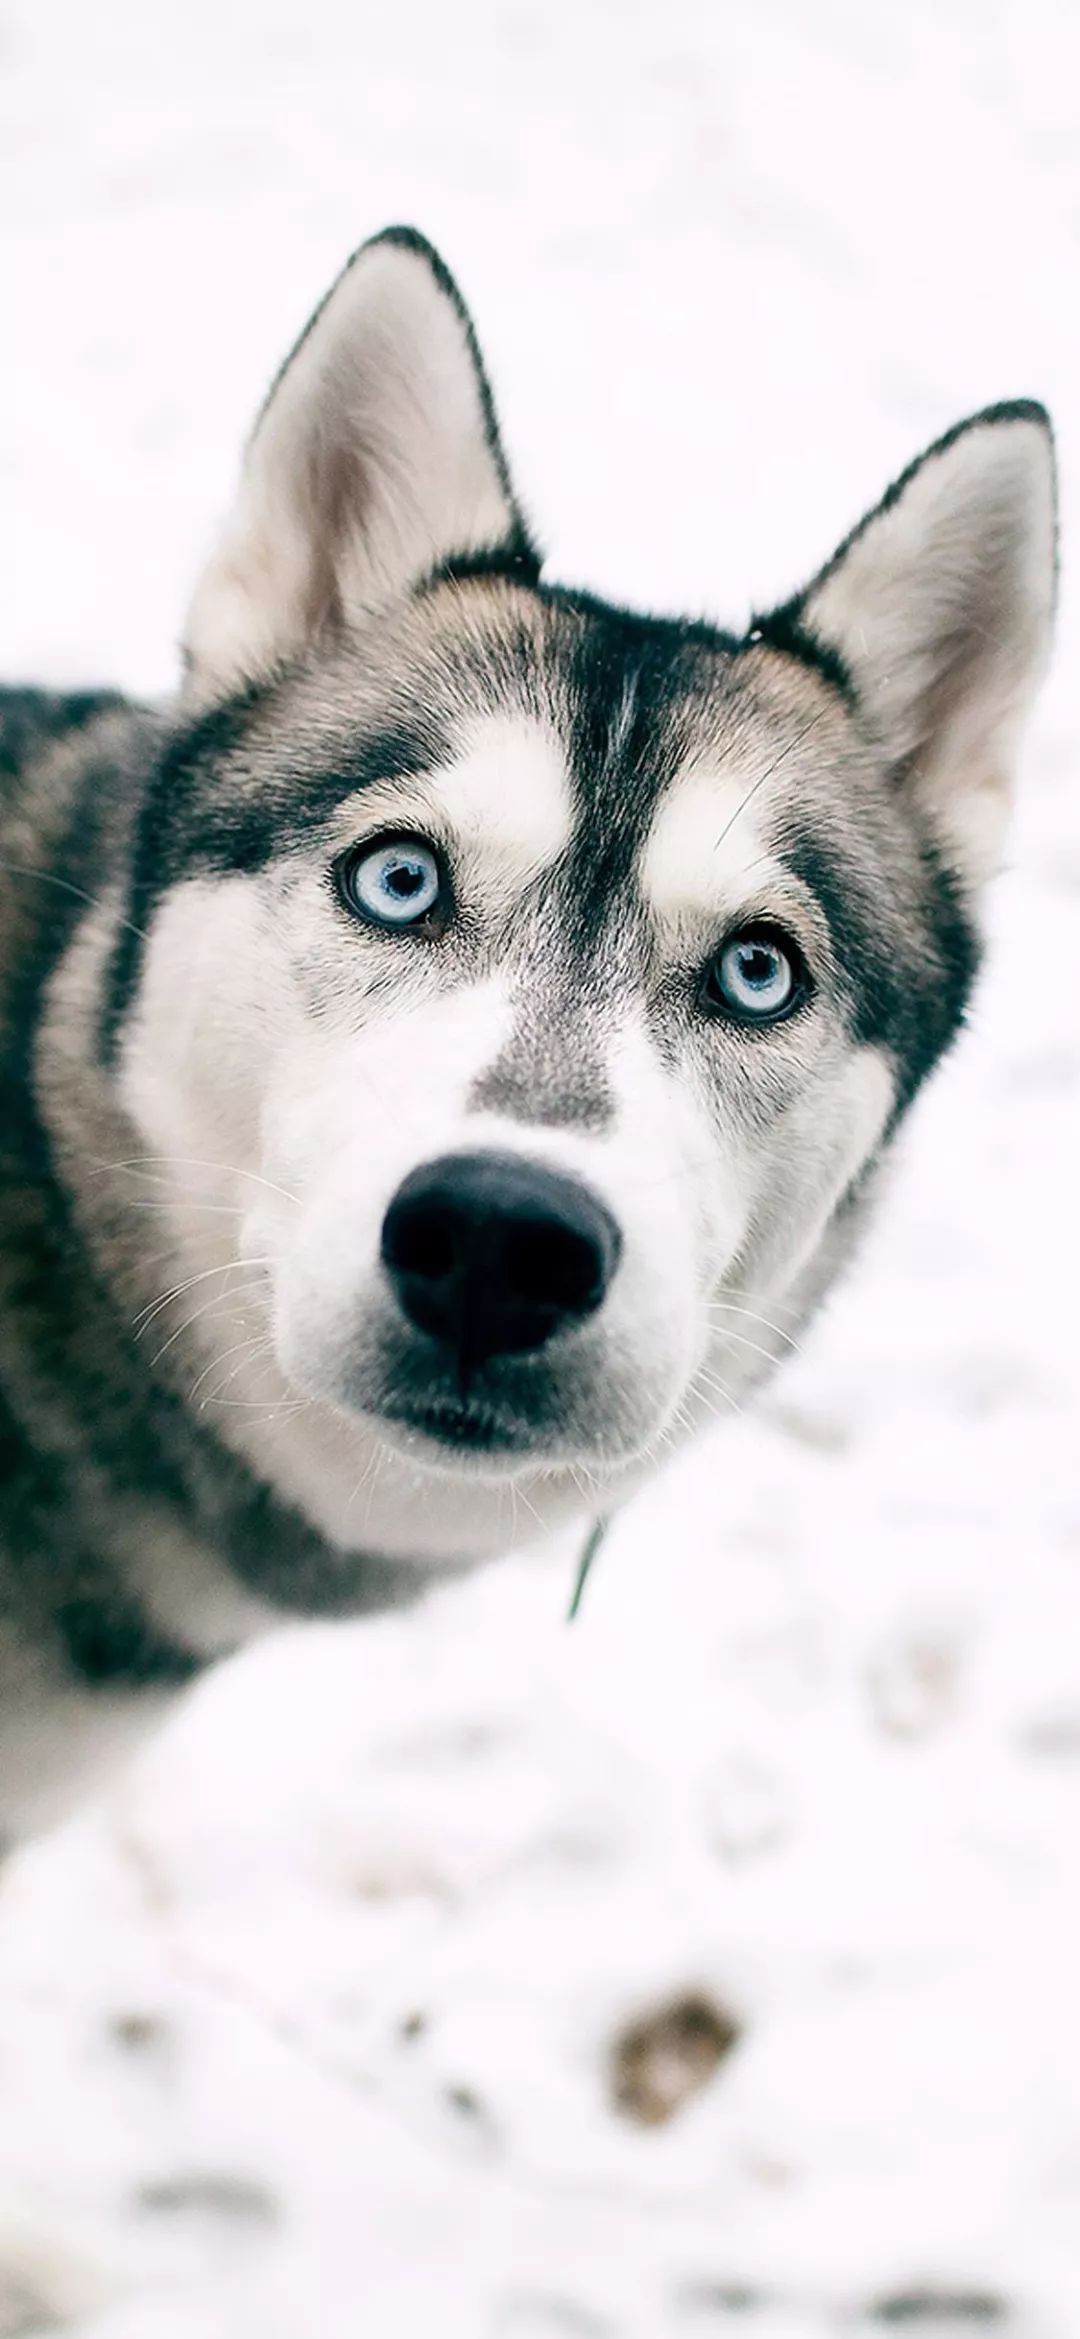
[335,834,449,934]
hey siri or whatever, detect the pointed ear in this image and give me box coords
[182,227,535,705]
[775,404,1057,887]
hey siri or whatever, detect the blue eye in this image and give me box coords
[702,925,807,1024]
[337,835,446,932]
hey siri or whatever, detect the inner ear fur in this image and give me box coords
[183,226,535,706]
[765,404,1056,887]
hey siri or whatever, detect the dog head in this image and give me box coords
[114,229,1056,1563]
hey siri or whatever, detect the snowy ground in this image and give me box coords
[2,2,1080,2332]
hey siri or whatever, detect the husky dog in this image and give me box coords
[0,229,1056,1837]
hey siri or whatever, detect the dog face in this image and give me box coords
[113,231,1055,1563]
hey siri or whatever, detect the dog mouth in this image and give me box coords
[375,1393,537,1460]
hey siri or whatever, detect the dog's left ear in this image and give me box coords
[781,404,1057,887]
[183,228,532,705]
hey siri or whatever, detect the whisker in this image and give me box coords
[133,1256,271,1336]
[688,1392,738,1432]
[189,1330,271,1407]
[208,1337,297,1413]
[92,1156,300,1209]
[712,709,828,855]
[691,1365,744,1419]
[717,1288,809,1318]
[148,1281,268,1371]
[125,1199,253,1220]
[0,857,150,945]
[514,1482,544,1533]
[344,1450,382,1523]
[707,1324,792,1369]
[210,1395,312,1417]
[707,1300,803,1347]
[361,1445,388,1531]
[691,1384,734,1422]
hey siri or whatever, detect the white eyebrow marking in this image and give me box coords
[334,712,574,902]
[428,713,573,882]
[640,712,830,933]
[711,711,828,855]
[639,764,780,928]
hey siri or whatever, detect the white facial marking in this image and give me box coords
[319,713,574,925]
[426,714,573,893]
[639,761,780,938]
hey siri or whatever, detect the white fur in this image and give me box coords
[639,762,774,928]
[423,715,573,897]
[637,757,828,966]
[119,910,728,1557]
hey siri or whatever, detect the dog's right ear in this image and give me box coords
[182,228,534,706]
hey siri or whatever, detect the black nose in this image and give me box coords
[381,1151,621,1375]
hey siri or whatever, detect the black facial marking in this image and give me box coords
[55,1592,203,1690]
[101,696,451,1055]
[425,542,544,593]
[97,574,981,1153]
[783,823,980,1113]
[154,700,444,877]
[746,600,857,704]
[463,599,743,1130]
[549,600,736,962]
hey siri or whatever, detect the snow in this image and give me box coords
[2,1,1079,2330]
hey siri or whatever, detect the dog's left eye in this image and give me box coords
[336,835,446,931]
[700,924,808,1024]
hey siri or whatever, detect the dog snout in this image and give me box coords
[380,1151,622,1372]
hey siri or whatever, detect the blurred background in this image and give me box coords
[1,2,1078,2332]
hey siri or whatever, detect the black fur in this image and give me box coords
[56,1596,202,1689]
[746,605,856,704]
[783,825,980,1117]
